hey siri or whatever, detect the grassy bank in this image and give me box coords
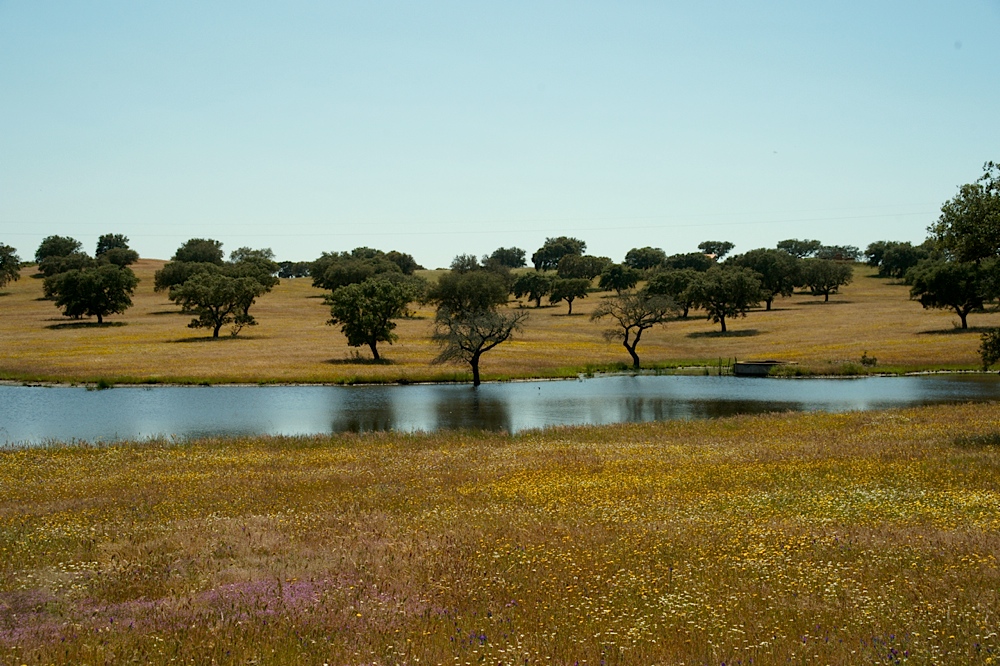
[2,260,997,385]
[1,404,999,663]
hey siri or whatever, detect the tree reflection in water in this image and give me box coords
[434,389,512,432]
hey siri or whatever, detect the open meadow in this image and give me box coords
[2,260,998,385]
[1,403,998,664]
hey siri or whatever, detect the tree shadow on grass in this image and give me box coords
[798,299,853,305]
[687,329,760,339]
[917,326,993,336]
[169,335,256,343]
[149,309,187,316]
[46,321,127,330]
[953,432,1000,448]
[325,356,394,366]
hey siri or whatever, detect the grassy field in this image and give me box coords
[1,260,998,384]
[1,403,998,664]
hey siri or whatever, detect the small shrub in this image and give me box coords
[979,328,1000,370]
[860,351,878,367]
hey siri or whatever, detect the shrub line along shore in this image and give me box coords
[0,366,997,391]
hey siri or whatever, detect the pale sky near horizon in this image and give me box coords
[2,2,999,268]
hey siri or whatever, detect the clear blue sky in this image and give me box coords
[2,1,998,268]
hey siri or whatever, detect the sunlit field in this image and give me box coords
[1,403,998,664]
[2,260,998,384]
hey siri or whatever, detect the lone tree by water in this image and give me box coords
[432,307,528,386]
[430,266,527,386]
[591,290,677,369]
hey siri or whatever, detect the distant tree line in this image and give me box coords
[10,159,999,378]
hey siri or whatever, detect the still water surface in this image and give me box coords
[1,374,999,445]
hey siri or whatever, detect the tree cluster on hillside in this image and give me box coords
[34,234,141,324]
[154,239,280,337]
[37,160,1000,379]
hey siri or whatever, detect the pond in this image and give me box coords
[2,374,1000,446]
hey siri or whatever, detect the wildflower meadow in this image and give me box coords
[1,403,999,664]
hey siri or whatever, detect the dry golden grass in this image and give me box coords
[1,404,998,663]
[2,260,996,384]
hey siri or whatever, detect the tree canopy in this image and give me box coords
[865,240,932,279]
[729,248,800,310]
[557,254,611,280]
[646,268,699,317]
[94,234,138,268]
[35,235,83,264]
[428,269,509,313]
[95,233,131,257]
[800,258,853,301]
[38,252,96,278]
[591,290,677,369]
[697,240,735,259]
[327,277,417,361]
[624,247,667,271]
[598,263,640,293]
[0,243,21,288]
[776,239,822,258]
[484,247,526,269]
[532,237,586,271]
[815,245,861,261]
[689,266,763,332]
[311,249,404,291]
[907,258,990,329]
[172,238,225,265]
[663,252,715,272]
[549,278,590,315]
[43,264,139,324]
[168,273,267,337]
[512,272,553,307]
[929,162,1000,263]
[154,261,221,293]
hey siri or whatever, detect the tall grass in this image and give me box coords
[1,404,998,663]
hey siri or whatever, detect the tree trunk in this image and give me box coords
[96,313,103,324]
[213,323,222,338]
[567,299,574,315]
[720,316,727,333]
[958,309,969,329]
[535,296,542,308]
[682,305,689,318]
[824,292,829,302]
[623,341,640,369]
[369,342,381,360]
[471,354,481,386]
[765,298,773,311]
